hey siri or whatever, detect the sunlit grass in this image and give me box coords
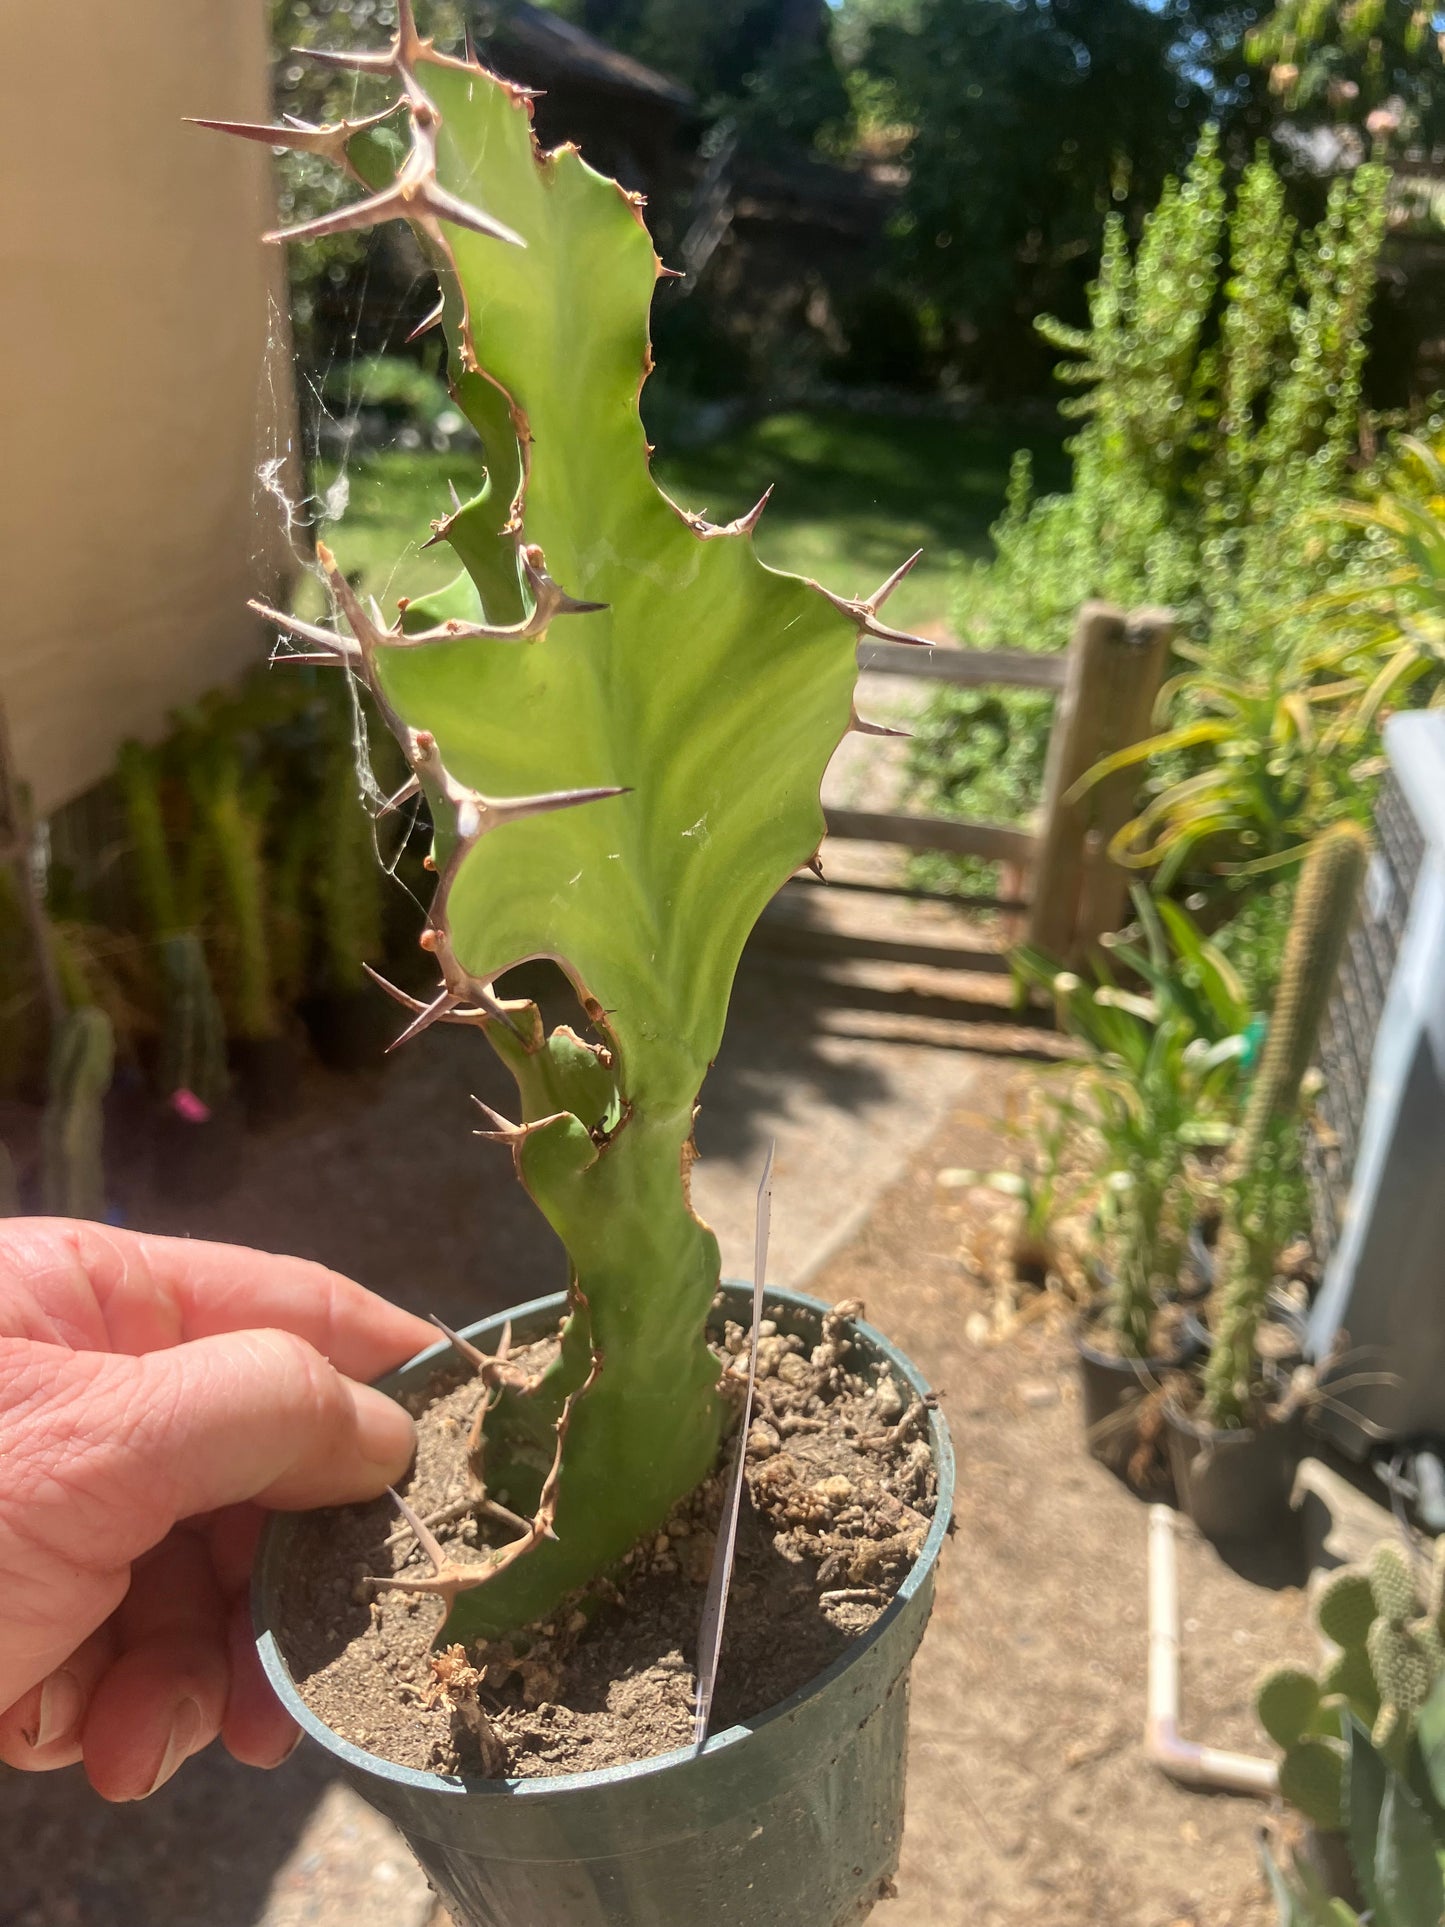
[307,407,1066,636]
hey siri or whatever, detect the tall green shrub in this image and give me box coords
[910,135,1390,852]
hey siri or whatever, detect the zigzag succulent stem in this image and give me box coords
[227,21,886,1642]
[372,1367,591,1603]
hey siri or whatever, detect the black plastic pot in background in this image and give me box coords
[1164,1399,1307,1545]
[299,989,394,1074]
[254,1286,955,1927]
[149,1092,246,1206]
[1076,1305,1200,1496]
[230,1030,305,1130]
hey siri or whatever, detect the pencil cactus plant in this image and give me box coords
[1202,821,1368,1426]
[207,1,924,1644]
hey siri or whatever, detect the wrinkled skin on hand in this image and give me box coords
[0,1221,430,1800]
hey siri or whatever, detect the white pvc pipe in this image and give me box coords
[1144,1504,1279,1798]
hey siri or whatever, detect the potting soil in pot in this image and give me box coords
[273,1300,941,1779]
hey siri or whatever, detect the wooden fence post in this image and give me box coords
[1026,603,1173,963]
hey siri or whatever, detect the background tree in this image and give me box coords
[555,0,850,145]
[1249,0,1445,154]
[848,0,1263,389]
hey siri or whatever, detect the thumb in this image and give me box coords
[92,1328,416,1534]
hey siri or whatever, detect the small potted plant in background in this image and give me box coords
[116,740,242,1203]
[191,745,303,1127]
[1164,822,1368,1544]
[936,1084,1082,1291]
[297,697,395,1071]
[1015,893,1249,1482]
[200,9,954,1922]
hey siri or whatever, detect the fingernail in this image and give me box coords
[145,1697,203,1798]
[266,1727,304,1769]
[346,1382,417,1478]
[34,1669,84,1750]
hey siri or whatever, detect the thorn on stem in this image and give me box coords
[427,1312,494,1372]
[387,1486,449,1574]
[385,988,461,1052]
[866,549,924,613]
[406,294,446,343]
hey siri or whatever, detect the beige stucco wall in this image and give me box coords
[1,1,300,814]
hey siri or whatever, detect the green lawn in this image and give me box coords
[307,407,1066,636]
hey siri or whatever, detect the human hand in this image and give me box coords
[0,1219,433,1799]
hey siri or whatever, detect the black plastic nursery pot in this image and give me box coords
[148,1092,245,1205]
[1075,1304,1199,1491]
[230,1032,305,1130]
[299,988,394,1073]
[254,1285,955,1927]
[1163,1398,1307,1545]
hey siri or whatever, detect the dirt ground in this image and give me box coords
[1,1005,1315,1927]
[823,1082,1316,1927]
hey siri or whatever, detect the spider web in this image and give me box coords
[246,28,479,897]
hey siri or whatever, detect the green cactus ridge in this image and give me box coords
[1257,1668,1322,1749]
[200,754,281,1044]
[1202,823,1368,1427]
[1317,1567,1379,1650]
[1278,1737,1346,1832]
[231,5,915,1643]
[1370,1542,1418,1627]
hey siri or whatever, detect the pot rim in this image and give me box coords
[1074,1301,1196,1375]
[254,1281,954,1802]
[1162,1393,1305,1448]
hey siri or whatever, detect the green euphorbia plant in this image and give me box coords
[207,2,923,1645]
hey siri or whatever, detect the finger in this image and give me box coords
[206,1503,266,1600]
[114,1528,226,1647]
[81,1631,229,1801]
[0,1622,116,1772]
[15,1330,415,1557]
[221,1593,299,1769]
[0,1220,434,1377]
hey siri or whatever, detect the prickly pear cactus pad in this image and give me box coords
[212,3,919,1643]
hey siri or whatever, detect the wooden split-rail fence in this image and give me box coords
[754,601,1174,987]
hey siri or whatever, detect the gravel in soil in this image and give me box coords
[274,1303,939,1778]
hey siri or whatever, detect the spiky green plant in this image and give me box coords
[1014,890,1250,1357]
[1202,822,1369,1426]
[118,741,232,1109]
[40,1006,114,1223]
[215,3,923,1644]
[1260,1538,1445,1835]
[197,752,282,1045]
